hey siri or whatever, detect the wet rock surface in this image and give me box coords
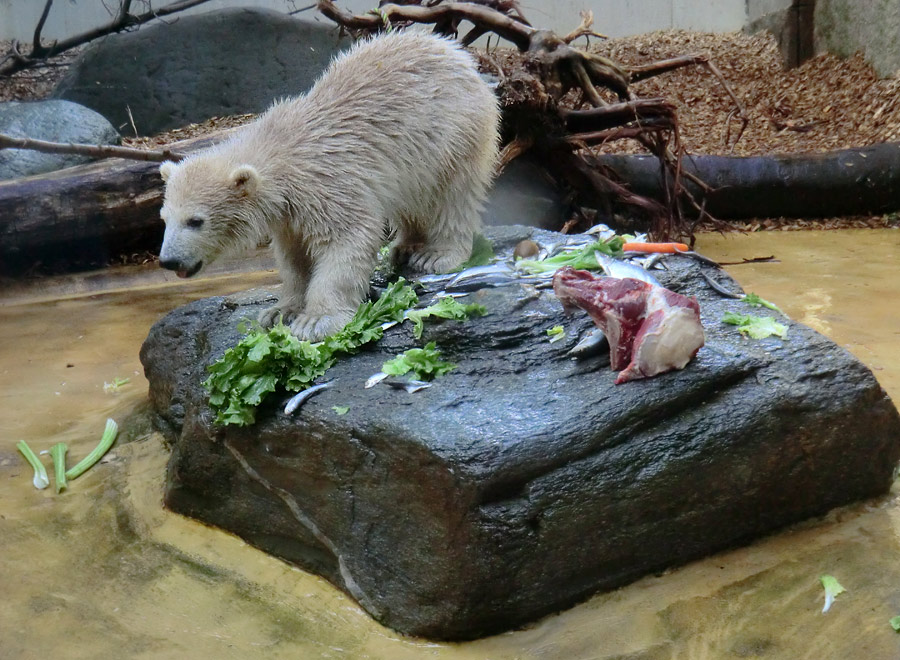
[140,225,900,640]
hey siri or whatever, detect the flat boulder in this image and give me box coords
[53,8,349,135]
[0,100,119,180]
[140,225,900,640]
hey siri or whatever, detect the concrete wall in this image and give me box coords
[0,0,754,42]
[815,0,900,77]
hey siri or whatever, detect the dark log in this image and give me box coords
[599,142,900,219]
[3,138,899,274]
[0,134,219,273]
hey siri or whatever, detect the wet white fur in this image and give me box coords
[158,31,501,340]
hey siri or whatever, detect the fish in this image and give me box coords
[364,372,390,389]
[385,379,432,393]
[700,271,743,299]
[567,328,609,358]
[594,251,663,287]
[284,382,332,415]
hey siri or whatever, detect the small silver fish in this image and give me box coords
[284,382,332,415]
[365,372,390,389]
[385,380,432,393]
[594,251,662,287]
[567,328,609,358]
[447,263,514,287]
[701,271,743,299]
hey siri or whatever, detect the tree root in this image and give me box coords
[317,0,743,240]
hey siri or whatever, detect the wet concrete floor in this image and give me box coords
[1,229,898,659]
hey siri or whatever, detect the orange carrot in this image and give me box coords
[622,242,690,253]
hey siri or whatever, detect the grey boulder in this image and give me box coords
[140,225,900,640]
[0,100,119,180]
[53,8,349,136]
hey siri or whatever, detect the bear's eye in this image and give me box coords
[186,217,204,229]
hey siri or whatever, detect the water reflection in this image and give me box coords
[1,230,898,658]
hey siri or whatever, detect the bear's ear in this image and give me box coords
[159,160,177,182]
[230,165,260,197]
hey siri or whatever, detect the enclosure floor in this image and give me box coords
[1,229,898,659]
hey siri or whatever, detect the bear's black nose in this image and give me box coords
[159,258,181,271]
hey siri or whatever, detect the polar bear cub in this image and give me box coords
[158,31,501,340]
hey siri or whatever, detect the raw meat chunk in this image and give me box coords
[553,266,705,383]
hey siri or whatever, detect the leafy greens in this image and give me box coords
[204,278,418,426]
[516,237,625,274]
[722,311,788,339]
[381,342,456,381]
[404,296,488,339]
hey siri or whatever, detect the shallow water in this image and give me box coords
[1,229,898,659]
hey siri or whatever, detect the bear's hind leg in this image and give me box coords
[407,167,487,274]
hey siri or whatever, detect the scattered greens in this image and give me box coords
[404,296,488,339]
[332,405,350,416]
[516,237,625,274]
[204,279,417,426]
[546,325,565,343]
[66,419,118,480]
[890,616,900,632]
[820,575,846,613]
[458,233,495,269]
[741,293,784,315]
[16,440,49,490]
[49,442,68,493]
[16,419,118,493]
[103,377,131,393]
[382,342,456,381]
[722,311,788,339]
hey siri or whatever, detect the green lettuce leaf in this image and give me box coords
[204,278,418,426]
[820,574,846,613]
[458,233,495,269]
[546,325,565,343]
[381,342,456,381]
[722,311,788,339]
[404,296,488,339]
[741,292,785,315]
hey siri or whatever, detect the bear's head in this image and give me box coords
[158,156,264,278]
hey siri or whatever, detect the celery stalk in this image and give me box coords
[50,442,68,493]
[16,440,49,490]
[65,419,118,480]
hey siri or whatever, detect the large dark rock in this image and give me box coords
[140,226,900,640]
[53,8,349,135]
[0,100,119,180]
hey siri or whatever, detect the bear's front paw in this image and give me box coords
[258,303,303,329]
[408,248,466,274]
[289,311,354,341]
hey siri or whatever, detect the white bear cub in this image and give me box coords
[158,31,501,340]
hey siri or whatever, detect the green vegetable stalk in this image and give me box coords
[16,440,49,490]
[740,293,785,315]
[49,442,68,493]
[66,419,118,480]
[516,237,625,274]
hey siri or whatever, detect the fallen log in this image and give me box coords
[2,139,900,274]
[598,142,900,219]
[0,134,217,274]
